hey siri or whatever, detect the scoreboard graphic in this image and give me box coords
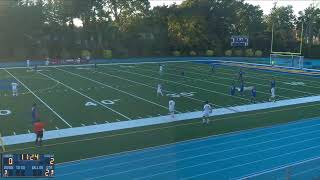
[231,36,249,47]
[1,154,54,178]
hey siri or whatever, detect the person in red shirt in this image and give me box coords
[33,120,45,146]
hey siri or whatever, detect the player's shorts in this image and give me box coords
[169,108,174,113]
[157,90,162,93]
[271,88,275,98]
[36,131,43,139]
[203,112,210,118]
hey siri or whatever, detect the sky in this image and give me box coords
[149,0,318,15]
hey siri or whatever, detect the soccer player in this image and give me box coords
[45,58,50,66]
[33,120,45,146]
[270,79,276,102]
[238,68,245,82]
[202,101,212,124]
[211,63,215,74]
[270,86,276,102]
[27,59,30,68]
[157,84,163,96]
[230,83,236,96]
[239,82,244,96]
[11,82,18,96]
[159,64,163,75]
[168,98,175,119]
[251,86,257,103]
[32,103,39,124]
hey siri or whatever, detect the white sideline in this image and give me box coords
[3,69,73,128]
[3,95,320,146]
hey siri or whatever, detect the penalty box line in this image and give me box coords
[3,69,72,128]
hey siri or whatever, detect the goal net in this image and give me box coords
[270,54,304,69]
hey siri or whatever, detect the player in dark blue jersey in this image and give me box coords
[230,83,236,96]
[251,86,257,103]
[211,63,215,74]
[238,68,245,82]
[239,82,244,96]
[271,78,276,88]
[31,103,39,124]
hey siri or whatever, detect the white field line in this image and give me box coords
[56,68,177,113]
[192,61,320,88]
[183,63,318,95]
[103,66,249,102]
[135,65,289,98]
[55,114,320,169]
[3,59,320,84]
[4,69,72,128]
[167,64,316,96]
[37,71,131,120]
[2,95,320,146]
[93,70,238,112]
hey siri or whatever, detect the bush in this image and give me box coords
[245,49,254,57]
[225,50,232,56]
[234,49,243,56]
[81,50,91,59]
[206,50,214,56]
[173,51,181,56]
[189,51,197,56]
[103,50,112,59]
[255,50,263,57]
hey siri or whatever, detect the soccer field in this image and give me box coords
[1,60,320,136]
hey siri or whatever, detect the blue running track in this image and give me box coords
[53,117,320,180]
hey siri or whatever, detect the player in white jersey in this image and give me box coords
[168,98,175,119]
[269,87,276,102]
[45,58,50,66]
[159,65,163,75]
[157,84,163,96]
[27,60,30,68]
[202,101,212,124]
[11,82,18,96]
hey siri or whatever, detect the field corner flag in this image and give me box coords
[0,133,5,152]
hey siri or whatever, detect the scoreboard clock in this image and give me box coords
[1,154,54,178]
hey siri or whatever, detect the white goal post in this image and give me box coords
[270,54,304,69]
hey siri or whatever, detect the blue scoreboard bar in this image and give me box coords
[1,154,54,178]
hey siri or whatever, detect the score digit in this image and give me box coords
[8,158,13,165]
[45,169,54,177]
[50,157,54,165]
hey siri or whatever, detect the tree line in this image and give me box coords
[0,0,319,60]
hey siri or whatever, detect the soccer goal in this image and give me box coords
[270,53,304,69]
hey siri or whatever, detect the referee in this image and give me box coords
[33,120,45,146]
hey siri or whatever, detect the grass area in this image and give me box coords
[3,101,320,164]
[0,60,320,164]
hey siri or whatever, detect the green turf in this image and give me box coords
[0,61,320,164]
